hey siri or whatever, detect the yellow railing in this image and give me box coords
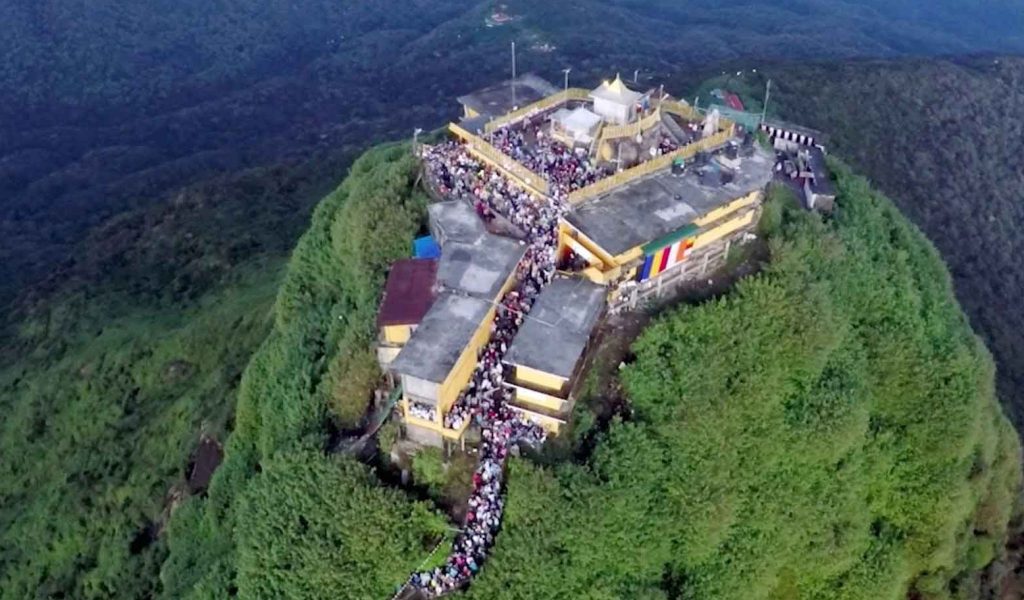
[448,123,550,197]
[568,128,735,204]
[484,88,591,134]
[659,99,699,121]
[597,108,663,146]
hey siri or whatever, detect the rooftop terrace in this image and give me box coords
[457,74,559,120]
[565,144,775,256]
[429,200,487,246]
[505,276,606,379]
[437,231,525,301]
[389,293,492,385]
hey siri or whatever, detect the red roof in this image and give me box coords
[725,92,744,111]
[377,259,438,328]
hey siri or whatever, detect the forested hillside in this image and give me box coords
[762,57,1024,432]
[5,0,1024,309]
[4,2,1024,598]
[156,146,1020,599]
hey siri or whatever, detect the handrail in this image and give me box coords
[659,99,699,121]
[448,123,550,197]
[596,108,663,146]
[568,128,735,204]
[484,88,591,134]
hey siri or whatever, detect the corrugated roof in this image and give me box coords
[377,259,438,328]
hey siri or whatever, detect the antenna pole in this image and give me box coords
[511,41,517,109]
[761,79,772,125]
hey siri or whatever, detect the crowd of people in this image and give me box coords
[488,122,606,198]
[422,141,549,234]
[408,402,437,422]
[410,141,566,597]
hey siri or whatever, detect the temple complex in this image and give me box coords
[382,73,780,448]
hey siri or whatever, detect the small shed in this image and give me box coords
[589,74,644,125]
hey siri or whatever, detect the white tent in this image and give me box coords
[553,107,602,143]
[589,74,643,124]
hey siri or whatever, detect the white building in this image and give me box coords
[589,74,644,125]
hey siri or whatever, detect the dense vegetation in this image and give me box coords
[4,3,1024,598]
[5,0,1024,308]
[458,175,1022,599]
[158,146,1021,598]
[158,143,444,599]
[759,57,1024,433]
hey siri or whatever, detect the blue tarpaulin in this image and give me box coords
[413,235,441,259]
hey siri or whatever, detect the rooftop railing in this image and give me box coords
[448,122,550,197]
[568,126,736,205]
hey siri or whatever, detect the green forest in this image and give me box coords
[152,147,1018,599]
[763,57,1024,433]
[4,4,1024,598]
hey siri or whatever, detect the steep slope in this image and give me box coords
[461,169,1021,600]
[158,146,1020,599]
[762,57,1024,432]
[158,143,443,600]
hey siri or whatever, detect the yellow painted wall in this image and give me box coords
[510,384,569,414]
[509,406,565,434]
[691,208,757,250]
[437,304,495,413]
[434,264,519,413]
[692,190,761,228]
[382,324,412,345]
[613,246,644,267]
[514,364,569,395]
[559,222,616,268]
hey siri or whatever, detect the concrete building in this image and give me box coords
[388,201,526,447]
[559,142,774,305]
[428,200,487,247]
[504,277,606,434]
[803,147,836,211]
[387,73,798,446]
[457,74,558,122]
[389,293,494,446]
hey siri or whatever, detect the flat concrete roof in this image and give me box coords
[429,200,487,246]
[389,293,492,384]
[505,277,606,379]
[457,74,558,119]
[437,229,526,301]
[565,144,774,256]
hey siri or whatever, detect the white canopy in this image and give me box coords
[552,106,602,143]
[589,74,643,106]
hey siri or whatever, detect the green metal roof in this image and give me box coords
[642,223,699,254]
